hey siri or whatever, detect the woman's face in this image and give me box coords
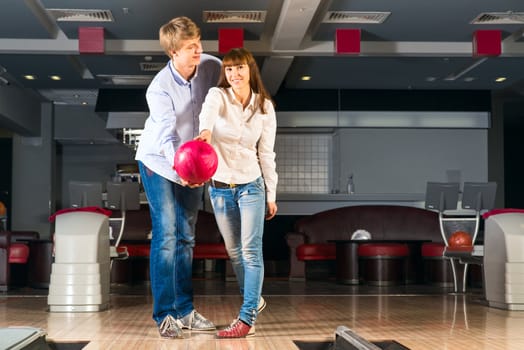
[224,62,250,91]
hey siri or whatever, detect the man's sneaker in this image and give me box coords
[217,319,252,338]
[176,310,216,331]
[158,315,183,338]
[257,296,266,313]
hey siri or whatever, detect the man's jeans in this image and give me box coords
[209,177,266,326]
[139,161,203,325]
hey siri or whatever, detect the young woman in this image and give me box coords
[198,47,278,338]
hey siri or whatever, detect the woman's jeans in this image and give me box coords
[138,161,203,325]
[209,177,266,326]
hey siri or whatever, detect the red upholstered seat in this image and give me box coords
[194,243,229,260]
[297,243,336,261]
[421,242,445,257]
[117,242,230,260]
[8,243,30,264]
[358,243,409,257]
[358,243,409,286]
[118,244,149,257]
[420,242,453,287]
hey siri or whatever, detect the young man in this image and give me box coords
[135,16,221,339]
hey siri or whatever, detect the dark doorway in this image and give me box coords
[0,137,12,230]
[503,102,524,208]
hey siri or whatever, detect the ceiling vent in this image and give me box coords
[203,10,266,23]
[322,11,390,24]
[471,12,524,24]
[47,9,114,22]
[140,62,165,72]
[97,75,154,86]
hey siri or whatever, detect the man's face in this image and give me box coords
[172,37,203,67]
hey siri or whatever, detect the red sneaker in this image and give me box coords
[216,319,252,338]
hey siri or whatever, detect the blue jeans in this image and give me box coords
[208,177,266,326]
[138,161,203,325]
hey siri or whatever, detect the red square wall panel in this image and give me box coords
[79,27,105,54]
[218,28,244,54]
[335,29,361,55]
[473,30,501,57]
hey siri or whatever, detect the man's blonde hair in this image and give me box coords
[159,16,200,56]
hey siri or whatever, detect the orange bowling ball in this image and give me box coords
[448,230,472,247]
[0,201,5,216]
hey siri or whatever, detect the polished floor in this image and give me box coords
[1,278,523,350]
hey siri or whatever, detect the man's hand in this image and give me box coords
[180,178,205,188]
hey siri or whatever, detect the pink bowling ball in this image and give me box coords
[173,140,218,184]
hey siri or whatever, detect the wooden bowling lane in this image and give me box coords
[1,283,524,349]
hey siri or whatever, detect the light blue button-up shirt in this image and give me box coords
[135,54,221,183]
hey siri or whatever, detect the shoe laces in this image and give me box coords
[225,319,242,331]
[159,315,182,338]
[178,310,215,330]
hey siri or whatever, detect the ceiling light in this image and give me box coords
[425,77,437,82]
[24,75,36,80]
[301,76,311,81]
[495,77,507,82]
[49,75,61,81]
[464,77,476,82]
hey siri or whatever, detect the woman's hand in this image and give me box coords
[265,202,278,220]
[196,129,212,143]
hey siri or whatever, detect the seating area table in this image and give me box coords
[329,239,432,285]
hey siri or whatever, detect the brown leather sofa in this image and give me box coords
[285,205,442,280]
[0,230,40,291]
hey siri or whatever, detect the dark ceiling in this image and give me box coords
[1,0,524,106]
